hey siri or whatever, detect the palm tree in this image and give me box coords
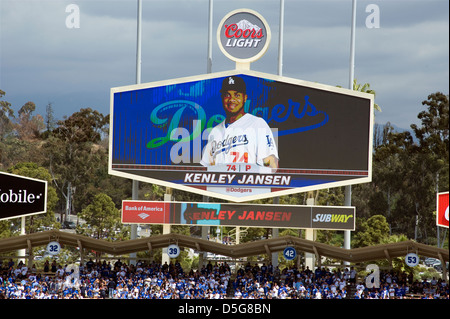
[337,79,382,113]
[352,79,382,112]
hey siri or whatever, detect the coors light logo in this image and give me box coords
[224,19,264,48]
[218,9,271,62]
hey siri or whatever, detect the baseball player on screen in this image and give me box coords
[200,76,279,168]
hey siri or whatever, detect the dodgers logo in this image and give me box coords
[266,135,274,147]
[211,134,249,156]
[143,76,329,167]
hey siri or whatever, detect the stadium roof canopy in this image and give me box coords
[0,230,448,271]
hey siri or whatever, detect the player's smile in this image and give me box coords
[222,90,247,114]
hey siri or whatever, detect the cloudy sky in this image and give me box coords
[1,0,448,129]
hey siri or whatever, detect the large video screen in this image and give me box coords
[109,70,373,202]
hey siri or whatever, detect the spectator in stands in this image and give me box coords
[0,258,448,299]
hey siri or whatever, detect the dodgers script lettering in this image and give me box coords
[146,95,328,151]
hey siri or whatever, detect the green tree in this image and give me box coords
[338,79,381,112]
[411,92,449,192]
[0,90,15,168]
[352,92,448,243]
[52,107,108,144]
[412,92,449,161]
[352,215,390,248]
[78,193,125,241]
[15,101,45,141]
[43,108,109,219]
[45,102,57,134]
[352,79,381,112]
[1,96,47,170]
[370,123,406,228]
[394,93,449,242]
[0,90,14,141]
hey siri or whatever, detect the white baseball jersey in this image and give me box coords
[200,113,278,166]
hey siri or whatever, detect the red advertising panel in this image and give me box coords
[122,201,172,224]
[437,192,449,228]
[121,200,355,231]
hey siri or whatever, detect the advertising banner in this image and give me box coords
[122,200,356,231]
[0,172,47,220]
[109,70,373,202]
[217,8,271,63]
[437,191,449,228]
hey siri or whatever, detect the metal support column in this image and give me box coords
[344,0,357,265]
[130,0,143,266]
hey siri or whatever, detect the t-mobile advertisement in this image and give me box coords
[0,172,47,220]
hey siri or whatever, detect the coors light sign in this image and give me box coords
[217,9,271,63]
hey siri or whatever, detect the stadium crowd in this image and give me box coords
[0,258,448,299]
